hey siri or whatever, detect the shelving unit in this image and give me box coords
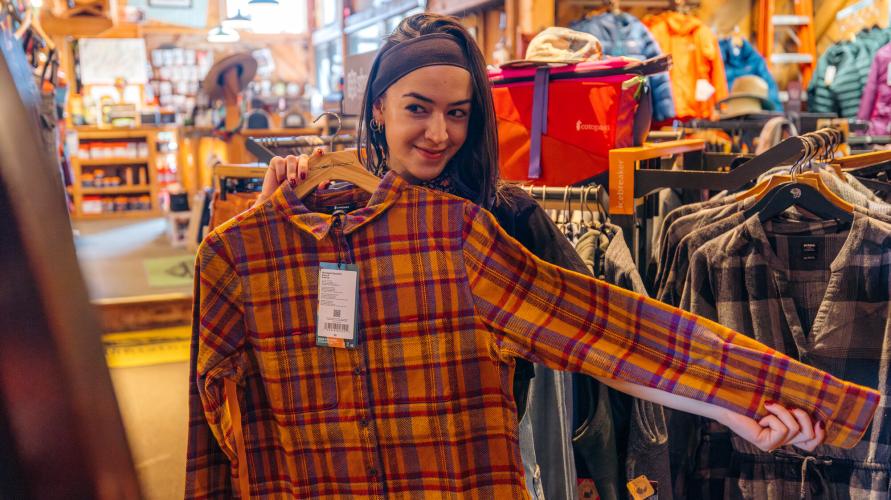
[70,127,179,219]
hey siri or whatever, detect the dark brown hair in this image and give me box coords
[357,13,500,209]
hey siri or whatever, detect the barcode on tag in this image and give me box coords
[317,263,359,349]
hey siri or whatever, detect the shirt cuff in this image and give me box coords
[825,381,881,449]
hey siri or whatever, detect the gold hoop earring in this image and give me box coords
[370,119,384,133]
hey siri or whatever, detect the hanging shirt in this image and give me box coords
[186,172,879,499]
[682,213,891,499]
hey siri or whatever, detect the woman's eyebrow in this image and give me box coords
[403,92,471,106]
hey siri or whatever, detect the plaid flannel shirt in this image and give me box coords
[187,172,879,499]
[683,213,891,499]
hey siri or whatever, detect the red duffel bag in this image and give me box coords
[489,56,670,186]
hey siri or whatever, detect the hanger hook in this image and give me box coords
[563,185,571,220]
[313,112,343,150]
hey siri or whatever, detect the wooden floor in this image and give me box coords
[74,216,194,499]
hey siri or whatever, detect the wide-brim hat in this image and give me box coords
[501,27,602,69]
[202,52,258,100]
[716,75,777,119]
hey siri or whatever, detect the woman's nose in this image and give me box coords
[425,114,448,143]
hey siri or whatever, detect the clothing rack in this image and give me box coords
[681,114,782,152]
[607,135,823,273]
[245,134,355,164]
[212,162,266,201]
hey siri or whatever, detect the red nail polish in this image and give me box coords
[289,178,296,188]
[300,172,307,180]
[765,400,777,406]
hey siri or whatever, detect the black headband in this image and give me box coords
[370,33,470,101]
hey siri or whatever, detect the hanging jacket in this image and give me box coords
[808,42,859,116]
[642,11,728,120]
[570,12,675,122]
[719,38,781,109]
[859,41,891,135]
[810,29,891,117]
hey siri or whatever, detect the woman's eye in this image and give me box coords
[406,104,426,114]
[450,109,469,118]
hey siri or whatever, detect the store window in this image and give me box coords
[226,0,307,33]
[315,40,343,98]
[346,7,423,55]
[317,0,339,27]
[348,23,383,55]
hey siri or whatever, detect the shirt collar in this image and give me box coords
[270,170,408,240]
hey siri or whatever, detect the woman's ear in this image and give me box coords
[372,97,385,125]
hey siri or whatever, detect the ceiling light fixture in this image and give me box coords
[207,25,240,43]
[223,9,252,30]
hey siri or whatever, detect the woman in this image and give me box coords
[256,12,824,494]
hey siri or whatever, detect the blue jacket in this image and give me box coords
[571,12,675,122]
[719,38,781,109]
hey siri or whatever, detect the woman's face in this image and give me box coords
[372,65,473,182]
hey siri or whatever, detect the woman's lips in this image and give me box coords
[415,146,446,160]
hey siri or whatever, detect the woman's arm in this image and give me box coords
[595,376,825,452]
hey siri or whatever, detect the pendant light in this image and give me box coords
[207,25,240,43]
[247,0,279,14]
[208,0,240,43]
[223,9,252,31]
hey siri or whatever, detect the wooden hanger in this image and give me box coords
[736,130,847,201]
[741,135,854,222]
[294,149,381,199]
[834,149,891,170]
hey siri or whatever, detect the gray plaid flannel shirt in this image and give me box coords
[681,212,891,500]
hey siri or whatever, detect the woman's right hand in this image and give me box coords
[253,148,325,207]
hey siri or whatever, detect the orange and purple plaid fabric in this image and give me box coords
[186,172,879,499]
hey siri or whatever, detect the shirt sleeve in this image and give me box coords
[185,232,248,499]
[461,204,879,449]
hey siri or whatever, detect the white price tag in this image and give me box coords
[695,78,716,102]
[316,263,359,349]
[824,65,837,86]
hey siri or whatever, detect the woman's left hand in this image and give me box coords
[721,402,826,453]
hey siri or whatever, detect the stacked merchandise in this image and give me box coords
[652,133,891,499]
[570,11,676,122]
[719,37,781,110]
[642,11,728,120]
[809,27,891,118]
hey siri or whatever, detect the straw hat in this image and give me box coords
[202,52,258,100]
[501,27,602,69]
[716,75,778,119]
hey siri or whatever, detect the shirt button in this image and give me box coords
[368,467,378,478]
[359,417,369,427]
[354,366,363,375]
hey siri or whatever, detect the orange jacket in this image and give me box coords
[643,12,728,120]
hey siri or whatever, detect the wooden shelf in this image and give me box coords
[76,210,160,220]
[80,186,153,195]
[78,158,151,166]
